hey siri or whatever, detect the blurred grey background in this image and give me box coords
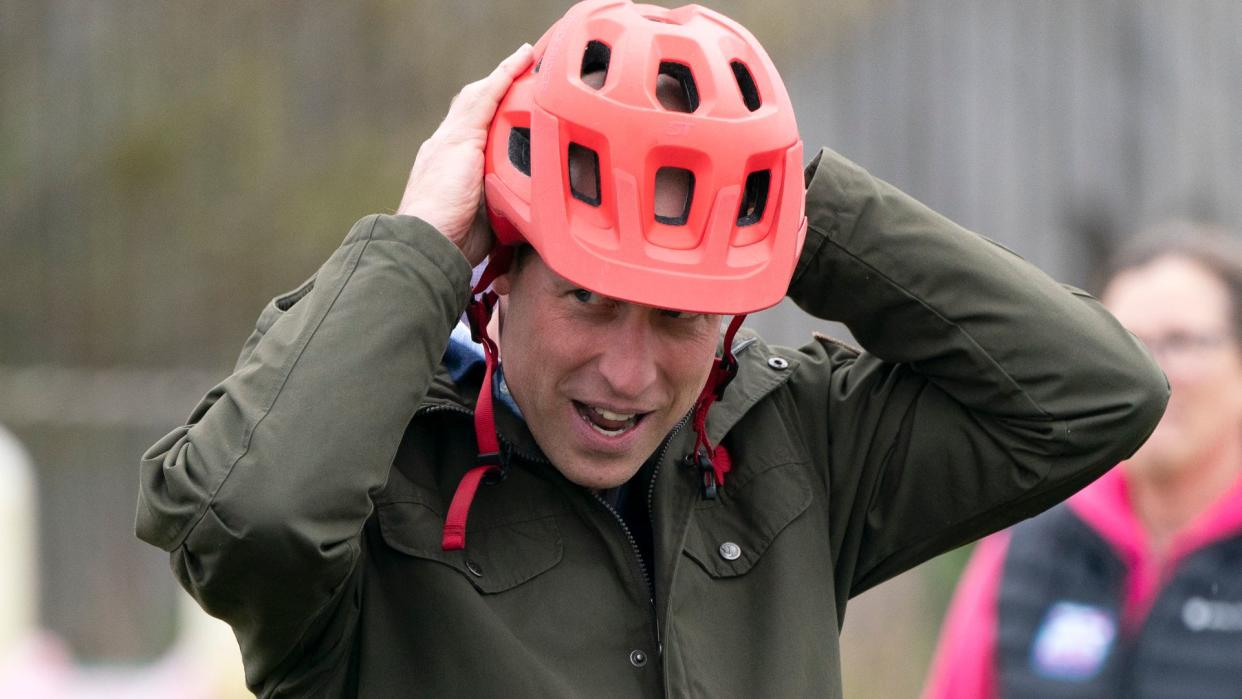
[2,1,1239,695]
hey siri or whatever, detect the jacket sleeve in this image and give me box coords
[786,148,1168,595]
[921,532,1009,699]
[135,214,472,685]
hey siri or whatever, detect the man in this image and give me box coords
[923,224,1242,699]
[135,2,1167,697]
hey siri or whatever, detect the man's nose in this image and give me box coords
[595,312,659,399]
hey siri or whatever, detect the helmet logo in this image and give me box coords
[666,121,692,136]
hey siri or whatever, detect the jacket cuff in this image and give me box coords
[375,214,474,306]
[790,147,872,294]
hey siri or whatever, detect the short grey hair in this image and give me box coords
[1099,220,1242,340]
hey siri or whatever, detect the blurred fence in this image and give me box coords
[3,1,1240,696]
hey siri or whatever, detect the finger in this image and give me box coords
[445,43,534,127]
[491,42,536,84]
[449,43,533,117]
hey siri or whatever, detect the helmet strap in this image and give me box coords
[442,246,513,551]
[687,314,746,499]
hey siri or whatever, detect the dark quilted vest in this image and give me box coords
[996,505,1242,699]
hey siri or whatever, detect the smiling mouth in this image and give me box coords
[573,401,648,437]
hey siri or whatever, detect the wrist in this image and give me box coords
[398,205,461,245]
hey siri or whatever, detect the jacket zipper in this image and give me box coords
[590,491,663,660]
[589,412,695,656]
[415,403,474,419]
[591,493,655,601]
[634,412,692,658]
[646,413,691,529]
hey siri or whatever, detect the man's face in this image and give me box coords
[494,254,721,489]
[1103,254,1242,483]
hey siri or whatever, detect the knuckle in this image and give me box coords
[438,126,484,147]
[456,81,485,101]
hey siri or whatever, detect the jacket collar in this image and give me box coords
[702,330,799,445]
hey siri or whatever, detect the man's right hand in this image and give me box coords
[398,43,534,267]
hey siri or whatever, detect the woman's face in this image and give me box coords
[1103,254,1242,483]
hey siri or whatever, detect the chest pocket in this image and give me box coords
[374,475,565,594]
[682,458,813,577]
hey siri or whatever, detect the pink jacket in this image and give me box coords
[922,466,1242,699]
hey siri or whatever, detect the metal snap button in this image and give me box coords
[718,542,742,561]
[465,558,483,577]
[767,356,789,370]
[629,649,648,667]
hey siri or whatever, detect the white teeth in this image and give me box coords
[593,407,636,421]
[589,423,628,436]
[577,403,639,437]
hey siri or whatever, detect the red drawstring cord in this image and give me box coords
[687,314,746,499]
[442,248,512,551]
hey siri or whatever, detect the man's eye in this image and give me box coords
[572,289,599,304]
[661,309,703,320]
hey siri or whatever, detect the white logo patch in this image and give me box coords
[1182,596,1242,632]
[1031,601,1117,681]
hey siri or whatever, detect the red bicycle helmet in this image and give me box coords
[484,0,805,314]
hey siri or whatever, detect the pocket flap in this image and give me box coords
[683,460,812,578]
[375,493,563,594]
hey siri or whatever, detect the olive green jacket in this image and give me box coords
[136,149,1167,698]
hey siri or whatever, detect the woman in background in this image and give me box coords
[924,222,1242,699]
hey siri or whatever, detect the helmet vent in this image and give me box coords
[568,143,601,206]
[737,170,770,226]
[508,127,531,176]
[656,62,699,113]
[580,41,611,90]
[654,167,695,225]
[730,61,762,112]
